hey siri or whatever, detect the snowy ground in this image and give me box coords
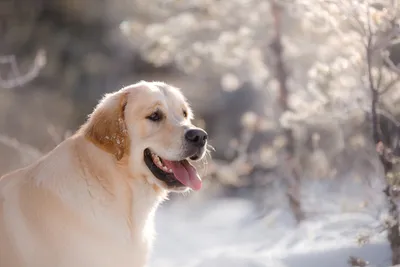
[150,173,393,267]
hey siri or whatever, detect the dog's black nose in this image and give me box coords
[185,128,208,147]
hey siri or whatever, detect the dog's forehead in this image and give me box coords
[153,82,184,98]
[148,82,187,105]
[123,81,188,111]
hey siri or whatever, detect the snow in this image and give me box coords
[150,172,394,267]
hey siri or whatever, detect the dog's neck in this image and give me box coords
[48,135,167,243]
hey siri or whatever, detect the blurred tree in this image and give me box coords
[290,0,400,264]
[120,0,400,223]
[2,1,400,258]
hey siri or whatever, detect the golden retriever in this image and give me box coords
[0,81,208,267]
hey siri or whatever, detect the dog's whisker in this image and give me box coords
[198,148,213,177]
[207,144,216,152]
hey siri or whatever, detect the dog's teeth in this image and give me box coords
[150,152,169,170]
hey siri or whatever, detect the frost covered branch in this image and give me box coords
[359,1,400,264]
[0,49,46,89]
[0,135,42,158]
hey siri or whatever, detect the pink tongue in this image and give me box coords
[161,160,202,190]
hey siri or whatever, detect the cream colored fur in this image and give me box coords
[0,81,201,267]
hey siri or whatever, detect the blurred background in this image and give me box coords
[1,0,400,266]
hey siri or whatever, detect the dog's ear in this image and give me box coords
[83,92,130,160]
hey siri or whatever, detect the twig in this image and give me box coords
[0,49,46,89]
[0,134,42,160]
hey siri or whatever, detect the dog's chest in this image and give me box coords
[98,199,160,266]
[50,181,163,267]
[88,183,163,267]
[55,202,158,267]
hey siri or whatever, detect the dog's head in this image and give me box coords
[83,81,208,192]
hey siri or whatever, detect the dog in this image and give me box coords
[0,81,208,267]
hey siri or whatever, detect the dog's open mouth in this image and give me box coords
[143,148,202,190]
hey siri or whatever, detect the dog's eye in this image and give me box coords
[183,110,188,118]
[147,110,163,122]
